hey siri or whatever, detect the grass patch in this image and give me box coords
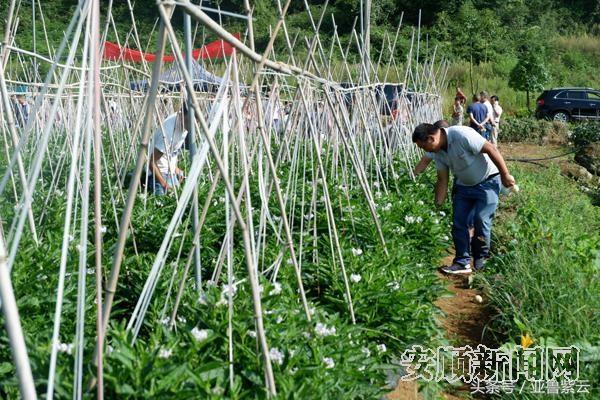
[480,163,600,397]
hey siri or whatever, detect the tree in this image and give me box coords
[508,28,550,111]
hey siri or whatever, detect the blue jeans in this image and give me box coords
[149,173,179,196]
[483,123,493,140]
[452,175,500,266]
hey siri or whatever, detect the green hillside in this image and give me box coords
[1,0,599,113]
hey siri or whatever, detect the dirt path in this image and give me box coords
[387,253,492,400]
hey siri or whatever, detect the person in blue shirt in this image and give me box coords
[467,94,490,140]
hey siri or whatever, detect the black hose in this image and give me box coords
[505,149,577,162]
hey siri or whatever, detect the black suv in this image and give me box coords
[535,87,600,122]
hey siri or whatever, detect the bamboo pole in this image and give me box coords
[0,232,36,399]
[91,0,104,397]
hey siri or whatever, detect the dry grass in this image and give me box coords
[554,34,600,56]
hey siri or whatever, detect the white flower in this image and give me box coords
[276,316,283,324]
[191,327,209,342]
[377,344,387,353]
[405,215,416,224]
[375,191,382,199]
[106,345,114,354]
[393,226,406,234]
[393,173,400,180]
[350,274,362,283]
[351,248,363,256]
[433,219,439,225]
[439,211,446,217]
[177,316,186,323]
[198,294,208,305]
[86,268,95,275]
[57,342,74,354]
[269,347,284,365]
[416,263,423,268]
[358,365,366,372]
[219,197,225,203]
[388,282,400,291]
[100,225,107,233]
[417,200,424,206]
[304,213,314,221]
[158,348,172,359]
[160,317,170,326]
[373,181,380,188]
[361,347,371,357]
[247,330,257,338]
[315,322,337,337]
[309,307,316,316]
[302,331,312,339]
[322,357,335,369]
[416,216,423,223]
[269,282,282,296]
[381,202,392,211]
[442,235,450,241]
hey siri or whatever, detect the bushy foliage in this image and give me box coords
[571,121,600,147]
[499,118,569,143]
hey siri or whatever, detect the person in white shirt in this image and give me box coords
[490,95,503,145]
[149,104,190,195]
[479,91,494,141]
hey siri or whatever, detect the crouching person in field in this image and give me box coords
[412,123,515,274]
[149,104,190,195]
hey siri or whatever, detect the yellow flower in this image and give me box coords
[521,333,535,348]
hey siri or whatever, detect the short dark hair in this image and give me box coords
[412,123,439,143]
[491,95,499,101]
[434,120,449,129]
[472,94,480,102]
[480,91,488,99]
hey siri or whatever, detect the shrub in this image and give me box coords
[499,117,569,143]
[571,121,600,147]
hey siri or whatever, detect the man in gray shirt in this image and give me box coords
[412,123,516,273]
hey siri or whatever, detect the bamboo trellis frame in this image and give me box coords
[0,0,447,398]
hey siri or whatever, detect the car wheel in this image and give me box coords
[552,111,569,122]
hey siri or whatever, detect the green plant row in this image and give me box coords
[480,163,600,399]
[0,151,453,398]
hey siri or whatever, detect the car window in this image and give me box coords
[587,92,600,100]
[568,91,586,99]
[555,91,568,99]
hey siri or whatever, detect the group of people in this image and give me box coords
[452,88,503,145]
[411,88,514,275]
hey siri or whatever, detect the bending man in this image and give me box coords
[149,104,190,195]
[412,123,515,274]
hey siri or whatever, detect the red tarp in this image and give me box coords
[103,33,240,62]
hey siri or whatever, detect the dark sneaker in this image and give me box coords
[441,263,472,275]
[474,259,486,271]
